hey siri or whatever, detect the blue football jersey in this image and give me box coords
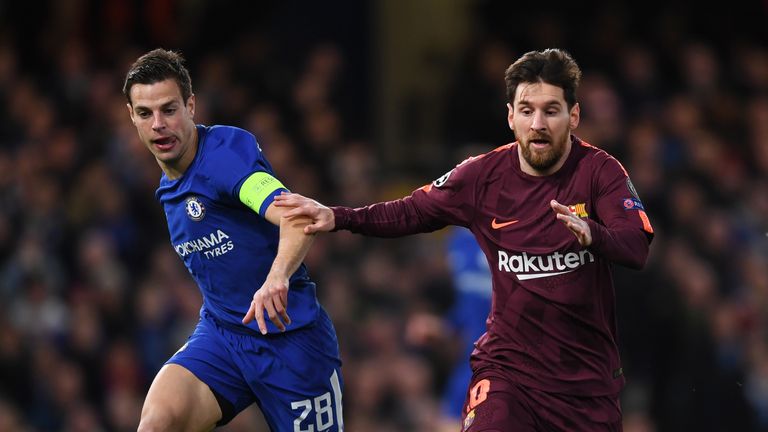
[156,125,320,333]
[445,227,492,355]
[443,227,493,418]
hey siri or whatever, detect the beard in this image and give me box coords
[519,133,569,172]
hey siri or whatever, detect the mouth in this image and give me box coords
[529,138,551,150]
[152,136,177,151]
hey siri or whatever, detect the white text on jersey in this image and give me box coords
[174,229,235,259]
[497,250,595,280]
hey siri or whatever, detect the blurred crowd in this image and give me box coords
[1,1,767,431]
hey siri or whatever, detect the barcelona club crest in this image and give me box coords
[566,202,589,218]
[185,196,206,221]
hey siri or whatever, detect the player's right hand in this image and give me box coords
[273,192,335,234]
[242,273,291,334]
[550,199,592,246]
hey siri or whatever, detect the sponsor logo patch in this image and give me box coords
[498,249,595,280]
[185,196,206,221]
[173,229,234,259]
[622,197,644,211]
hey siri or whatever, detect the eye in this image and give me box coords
[138,111,151,119]
[520,108,533,115]
[163,108,177,115]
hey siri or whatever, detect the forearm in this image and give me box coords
[332,195,445,237]
[586,219,650,269]
[271,216,315,277]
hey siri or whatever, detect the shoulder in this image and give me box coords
[202,125,263,162]
[205,125,258,147]
[460,142,515,183]
[426,143,513,192]
[457,143,514,173]
[575,138,628,176]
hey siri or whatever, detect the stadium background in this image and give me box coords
[1,0,767,430]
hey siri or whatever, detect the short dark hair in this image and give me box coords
[504,48,582,109]
[123,48,193,105]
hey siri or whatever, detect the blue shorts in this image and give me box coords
[168,308,344,431]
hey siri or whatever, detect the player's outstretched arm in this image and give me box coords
[551,199,592,246]
[273,192,335,234]
[242,202,316,334]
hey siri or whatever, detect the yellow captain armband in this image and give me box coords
[238,172,287,215]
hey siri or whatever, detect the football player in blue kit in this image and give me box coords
[124,49,344,431]
[407,227,492,431]
[441,227,492,425]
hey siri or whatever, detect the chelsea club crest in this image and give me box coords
[185,196,206,221]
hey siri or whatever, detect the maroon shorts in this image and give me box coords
[460,368,622,432]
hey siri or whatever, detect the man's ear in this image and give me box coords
[507,103,514,131]
[187,94,196,118]
[126,103,135,124]
[569,102,580,130]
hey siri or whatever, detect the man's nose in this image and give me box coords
[152,114,165,130]
[530,111,546,131]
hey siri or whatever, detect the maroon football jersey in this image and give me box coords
[332,136,653,396]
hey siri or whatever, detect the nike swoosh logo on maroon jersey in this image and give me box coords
[517,269,575,280]
[491,218,519,229]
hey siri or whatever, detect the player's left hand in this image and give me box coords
[242,273,291,334]
[550,199,592,246]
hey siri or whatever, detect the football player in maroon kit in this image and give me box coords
[274,48,654,431]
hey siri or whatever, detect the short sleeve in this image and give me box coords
[239,172,288,216]
[205,127,288,211]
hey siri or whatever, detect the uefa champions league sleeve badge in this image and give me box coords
[185,196,206,221]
